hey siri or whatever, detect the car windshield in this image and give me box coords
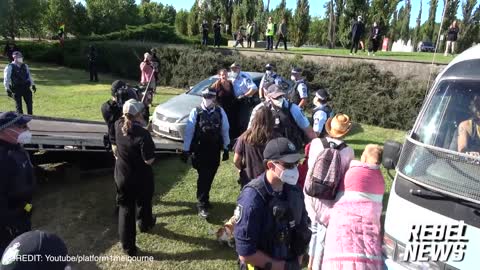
[398,78,480,202]
[188,77,218,96]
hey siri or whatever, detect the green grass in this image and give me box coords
[226,46,453,64]
[1,60,406,269]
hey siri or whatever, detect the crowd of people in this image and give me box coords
[1,45,388,269]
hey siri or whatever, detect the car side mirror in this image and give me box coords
[382,140,403,170]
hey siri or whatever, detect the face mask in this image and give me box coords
[273,163,299,185]
[9,129,32,144]
[266,70,272,76]
[290,75,296,81]
[203,98,214,108]
[271,97,284,108]
[17,58,23,64]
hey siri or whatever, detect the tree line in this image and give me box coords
[1,0,479,52]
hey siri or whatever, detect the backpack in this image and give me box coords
[304,138,346,200]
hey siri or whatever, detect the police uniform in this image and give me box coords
[3,52,36,115]
[0,112,35,255]
[249,85,310,150]
[230,70,259,136]
[312,89,333,137]
[234,137,311,270]
[114,100,156,256]
[183,89,230,217]
[291,80,308,107]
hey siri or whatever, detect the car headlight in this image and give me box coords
[396,244,441,270]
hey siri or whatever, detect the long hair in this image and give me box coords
[243,106,275,146]
[121,113,135,136]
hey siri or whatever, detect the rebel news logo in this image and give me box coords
[403,221,468,262]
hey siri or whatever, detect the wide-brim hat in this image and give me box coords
[325,114,352,138]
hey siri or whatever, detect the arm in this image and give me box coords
[458,121,470,153]
[234,153,243,171]
[312,111,328,135]
[243,76,259,97]
[298,98,308,109]
[4,65,12,90]
[234,136,245,171]
[183,109,197,151]
[24,64,35,87]
[258,76,266,98]
[290,104,317,141]
[297,83,309,109]
[220,108,231,149]
[141,131,156,165]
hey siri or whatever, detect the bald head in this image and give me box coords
[361,144,383,165]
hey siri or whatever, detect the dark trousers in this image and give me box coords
[247,35,252,48]
[13,86,33,115]
[234,39,244,48]
[89,61,98,81]
[214,32,221,47]
[116,178,154,252]
[194,149,221,209]
[368,38,379,53]
[202,32,208,46]
[275,35,287,50]
[266,36,273,50]
[350,37,360,53]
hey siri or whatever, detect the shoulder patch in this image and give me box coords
[233,204,243,224]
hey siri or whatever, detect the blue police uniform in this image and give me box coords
[234,174,311,269]
[312,104,333,135]
[0,112,35,255]
[231,72,258,98]
[291,80,308,106]
[249,99,310,130]
[230,71,259,137]
[184,101,230,215]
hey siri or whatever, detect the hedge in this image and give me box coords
[0,40,427,130]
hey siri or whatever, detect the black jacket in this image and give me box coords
[351,21,365,39]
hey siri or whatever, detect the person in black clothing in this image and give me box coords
[114,99,156,256]
[3,51,36,115]
[350,16,365,55]
[181,89,230,218]
[368,22,380,56]
[445,20,460,56]
[88,45,98,82]
[202,19,209,46]
[213,18,222,48]
[150,48,160,84]
[275,18,288,50]
[3,41,18,63]
[0,112,35,255]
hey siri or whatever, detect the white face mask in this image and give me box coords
[9,129,32,144]
[290,75,296,81]
[17,58,23,64]
[203,98,215,108]
[230,71,239,79]
[273,163,299,185]
[266,70,272,76]
[271,97,284,108]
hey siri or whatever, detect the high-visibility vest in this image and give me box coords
[266,22,274,36]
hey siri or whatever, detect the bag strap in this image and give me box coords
[320,137,330,149]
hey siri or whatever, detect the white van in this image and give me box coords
[382,45,480,269]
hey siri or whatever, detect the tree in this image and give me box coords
[139,2,176,25]
[458,0,480,51]
[86,0,140,34]
[188,1,200,36]
[399,0,412,41]
[339,0,369,47]
[292,0,310,47]
[424,0,439,41]
[369,0,401,43]
[71,2,90,36]
[309,16,328,46]
[175,9,189,36]
[442,0,460,33]
[43,0,74,35]
[413,0,423,50]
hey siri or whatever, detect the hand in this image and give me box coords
[181,151,191,163]
[111,145,118,159]
[31,85,36,93]
[6,89,13,98]
[222,149,229,161]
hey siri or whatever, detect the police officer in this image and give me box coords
[289,68,308,110]
[88,45,98,82]
[265,16,275,50]
[150,48,160,84]
[259,64,280,101]
[229,62,259,138]
[0,112,35,255]
[3,51,36,115]
[249,84,316,150]
[101,80,139,157]
[312,89,334,137]
[114,99,156,256]
[234,137,311,270]
[182,89,230,218]
[213,18,222,48]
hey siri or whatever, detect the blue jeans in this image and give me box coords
[308,221,327,269]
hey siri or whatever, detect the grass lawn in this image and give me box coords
[227,46,453,64]
[0,60,406,269]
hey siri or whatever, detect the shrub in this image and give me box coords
[1,40,427,130]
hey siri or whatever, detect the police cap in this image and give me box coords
[263,137,303,163]
[202,88,217,98]
[0,112,31,131]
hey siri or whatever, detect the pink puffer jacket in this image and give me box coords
[322,160,385,270]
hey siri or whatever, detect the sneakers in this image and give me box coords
[349,53,353,56]
[368,52,371,56]
[198,208,209,219]
[138,217,157,233]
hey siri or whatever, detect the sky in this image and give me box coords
[79,0,473,27]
